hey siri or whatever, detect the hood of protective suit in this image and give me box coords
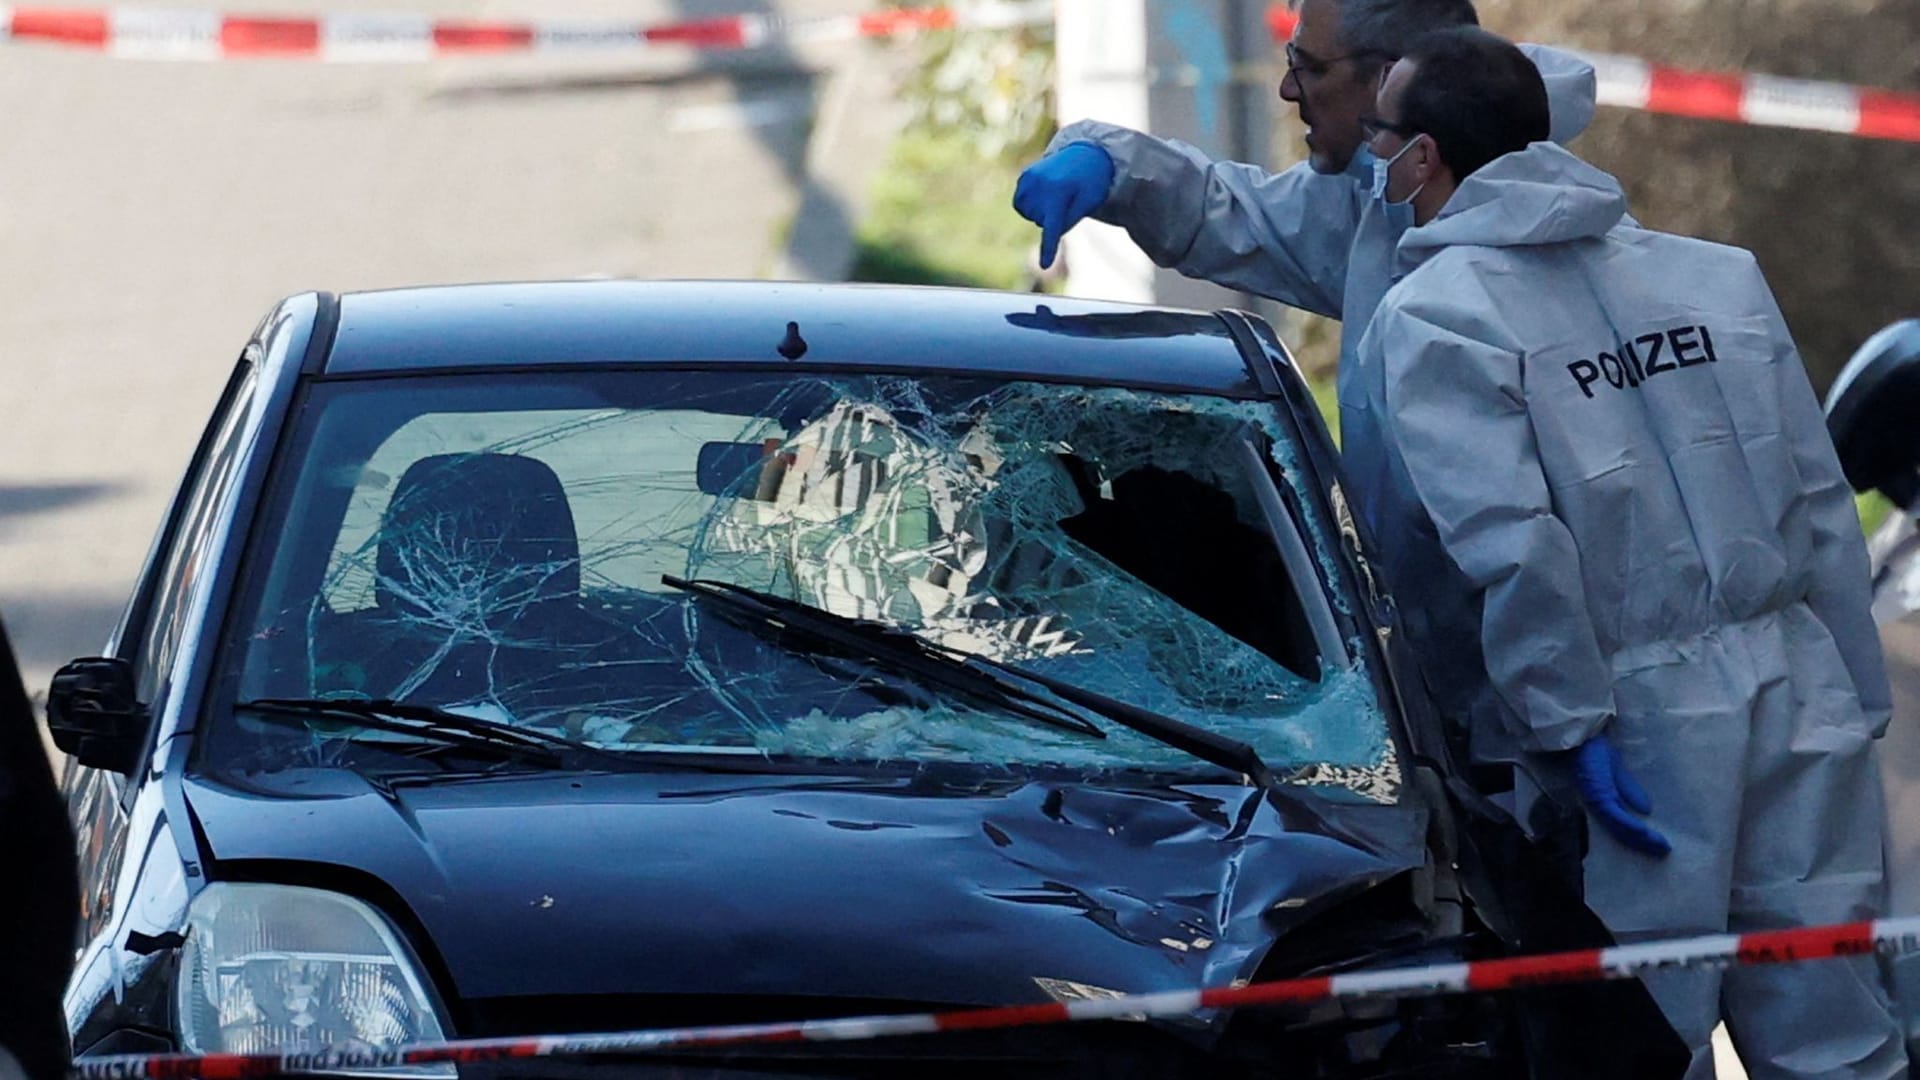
[1396,142,1628,273]
[1354,45,1596,185]
[1518,44,1599,146]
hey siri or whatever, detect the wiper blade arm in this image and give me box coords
[661,575,1105,741]
[664,577,1279,785]
[952,651,1277,788]
[236,697,601,767]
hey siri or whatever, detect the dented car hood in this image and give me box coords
[183,767,1425,1006]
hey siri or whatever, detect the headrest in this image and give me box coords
[374,453,580,620]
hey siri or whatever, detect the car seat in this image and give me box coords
[356,452,586,705]
[375,452,582,624]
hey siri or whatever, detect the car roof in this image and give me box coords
[322,281,1268,398]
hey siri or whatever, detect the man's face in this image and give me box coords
[1279,0,1385,174]
[1367,59,1428,203]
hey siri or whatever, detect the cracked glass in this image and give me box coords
[214,371,1398,801]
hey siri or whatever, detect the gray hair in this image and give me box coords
[1295,0,1479,73]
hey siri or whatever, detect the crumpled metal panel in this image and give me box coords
[183,768,1426,1007]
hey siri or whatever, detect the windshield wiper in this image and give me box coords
[663,576,1104,741]
[236,697,607,769]
[662,576,1277,787]
[934,642,1280,788]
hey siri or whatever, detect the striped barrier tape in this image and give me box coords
[0,2,1051,62]
[66,913,1920,1080]
[1580,51,1920,142]
[1,2,1916,144]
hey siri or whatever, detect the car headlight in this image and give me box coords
[178,883,450,1071]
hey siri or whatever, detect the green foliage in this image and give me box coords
[1306,371,1339,448]
[852,129,1042,290]
[1859,490,1896,537]
[852,9,1057,290]
[882,2,1056,166]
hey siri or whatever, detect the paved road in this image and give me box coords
[0,0,893,691]
[1879,617,1920,922]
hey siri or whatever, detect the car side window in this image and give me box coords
[129,357,261,707]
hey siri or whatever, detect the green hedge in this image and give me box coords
[852,130,1040,290]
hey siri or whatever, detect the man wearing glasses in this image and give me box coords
[1012,0,1597,595]
[1356,25,1906,1079]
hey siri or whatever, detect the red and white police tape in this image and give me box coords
[0,2,1050,61]
[1,2,1917,143]
[64,913,1920,1080]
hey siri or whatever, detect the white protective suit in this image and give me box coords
[1358,140,1905,1079]
[1049,47,1597,543]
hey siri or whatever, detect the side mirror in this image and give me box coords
[46,658,148,775]
[1825,318,1920,510]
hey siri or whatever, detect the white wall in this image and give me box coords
[1052,0,1158,304]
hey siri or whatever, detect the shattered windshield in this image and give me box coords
[212,371,1398,801]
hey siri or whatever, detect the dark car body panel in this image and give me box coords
[324,283,1264,399]
[184,769,1424,1007]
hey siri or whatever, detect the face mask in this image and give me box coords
[1370,134,1427,207]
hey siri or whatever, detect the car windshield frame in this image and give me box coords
[198,365,1401,802]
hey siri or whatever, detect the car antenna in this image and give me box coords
[777,321,808,360]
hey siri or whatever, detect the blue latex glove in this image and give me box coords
[1012,142,1115,270]
[1574,734,1672,857]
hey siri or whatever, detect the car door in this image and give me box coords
[65,352,258,921]
[61,352,261,1053]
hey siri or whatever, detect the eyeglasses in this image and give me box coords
[1284,42,1383,80]
[1359,115,1420,143]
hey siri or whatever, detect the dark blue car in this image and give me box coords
[51,282,1681,1078]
